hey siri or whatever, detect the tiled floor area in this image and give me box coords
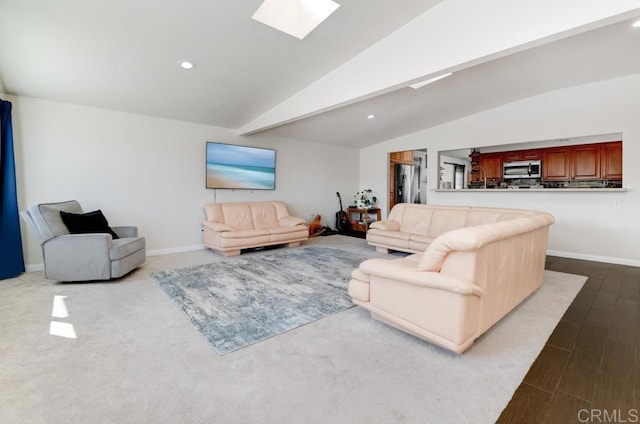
[497,256,640,423]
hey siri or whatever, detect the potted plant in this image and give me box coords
[354,189,377,209]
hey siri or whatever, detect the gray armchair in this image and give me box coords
[20,200,146,281]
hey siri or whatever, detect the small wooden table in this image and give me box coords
[347,207,381,233]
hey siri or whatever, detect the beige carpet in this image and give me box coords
[0,236,586,424]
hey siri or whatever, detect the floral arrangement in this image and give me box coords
[354,189,377,207]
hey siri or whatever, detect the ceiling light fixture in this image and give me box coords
[179,60,195,70]
[252,0,340,40]
[632,19,640,28]
[367,114,376,119]
[409,72,453,89]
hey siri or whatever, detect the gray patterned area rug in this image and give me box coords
[153,246,376,355]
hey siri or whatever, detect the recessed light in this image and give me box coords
[367,114,376,119]
[409,72,453,89]
[179,60,195,70]
[252,0,340,40]
[632,19,640,28]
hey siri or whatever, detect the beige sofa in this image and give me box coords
[202,201,308,256]
[350,204,554,353]
[367,204,550,254]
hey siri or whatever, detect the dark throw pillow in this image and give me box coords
[59,209,120,239]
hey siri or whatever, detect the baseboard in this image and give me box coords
[547,249,640,267]
[26,263,44,272]
[146,244,206,257]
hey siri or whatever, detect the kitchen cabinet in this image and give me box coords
[390,150,414,165]
[542,142,621,181]
[468,152,501,188]
[502,151,520,162]
[460,141,622,188]
[480,153,503,182]
[522,150,542,160]
[542,148,571,180]
[572,144,601,180]
[602,141,622,180]
[502,149,541,161]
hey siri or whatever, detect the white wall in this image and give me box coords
[360,74,640,266]
[10,95,359,268]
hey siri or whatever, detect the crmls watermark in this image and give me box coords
[578,409,639,423]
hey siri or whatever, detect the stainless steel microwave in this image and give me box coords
[503,160,542,179]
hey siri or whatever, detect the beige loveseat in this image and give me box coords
[202,201,308,256]
[350,204,554,353]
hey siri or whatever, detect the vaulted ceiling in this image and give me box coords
[1,1,640,147]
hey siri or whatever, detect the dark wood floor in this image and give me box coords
[497,256,640,423]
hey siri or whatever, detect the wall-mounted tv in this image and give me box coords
[206,142,276,190]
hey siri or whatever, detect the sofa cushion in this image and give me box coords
[219,228,270,239]
[367,228,410,240]
[109,237,145,260]
[221,204,255,230]
[466,208,534,226]
[60,210,120,239]
[408,233,434,252]
[270,227,308,242]
[251,204,279,229]
[203,203,223,223]
[399,207,434,235]
[269,226,306,235]
[465,210,505,226]
[217,234,272,249]
[36,201,85,239]
[427,209,470,238]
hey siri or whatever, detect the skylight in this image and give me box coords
[409,72,453,89]
[252,0,340,40]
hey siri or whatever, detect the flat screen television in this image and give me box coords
[206,142,276,190]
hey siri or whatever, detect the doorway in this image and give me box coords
[388,149,427,211]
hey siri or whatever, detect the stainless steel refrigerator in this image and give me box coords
[394,163,421,204]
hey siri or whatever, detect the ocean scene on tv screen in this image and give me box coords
[206,142,276,189]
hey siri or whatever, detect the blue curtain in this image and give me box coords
[0,99,25,280]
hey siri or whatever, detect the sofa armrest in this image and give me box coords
[112,226,138,238]
[202,221,235,232]
[279,216,306,227]
[369,220,400,231]
[43,233,113,250]
[359,258,483,296]
[42,234,113,280]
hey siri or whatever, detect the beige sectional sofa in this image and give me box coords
[350,204,554,353]
[202,201,308,256]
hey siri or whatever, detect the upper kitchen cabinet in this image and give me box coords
[542,142,621,181]
[602,141,622,180]
[390,150,414,165]
[502,149,541,161]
